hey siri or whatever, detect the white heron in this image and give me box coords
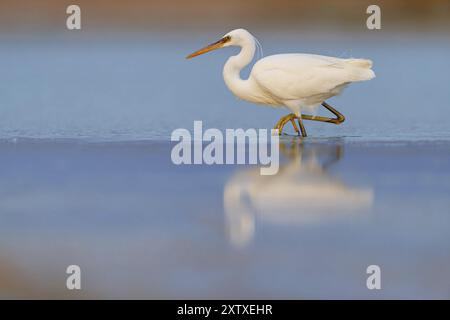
[187,28,375,137]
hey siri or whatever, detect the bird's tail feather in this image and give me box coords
[347,58,372,68]
[346,59,375,81]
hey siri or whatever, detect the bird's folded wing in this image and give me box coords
[251,54,358,101]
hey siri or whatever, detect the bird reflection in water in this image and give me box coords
[224,139,374,247]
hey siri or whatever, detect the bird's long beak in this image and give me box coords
[186,36,231,59]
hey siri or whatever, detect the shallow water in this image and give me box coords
[1,33,450,141]
[1,32,450,299]
[0,139,449,299]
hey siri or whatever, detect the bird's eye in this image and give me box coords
[222,35,231,43]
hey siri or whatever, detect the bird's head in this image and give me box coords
[186,28,253,59]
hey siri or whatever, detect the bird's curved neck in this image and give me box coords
[223,37,256,99]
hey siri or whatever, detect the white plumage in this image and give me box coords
[187,28,375,136]
[250,53,374,111]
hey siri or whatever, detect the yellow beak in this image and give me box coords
[186,36,231,59]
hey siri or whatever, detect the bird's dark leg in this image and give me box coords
[297,116,307,137]
[274,113,303,135]
[301,101,345,125]
[274,114,292,132]
[289,119,300,135]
